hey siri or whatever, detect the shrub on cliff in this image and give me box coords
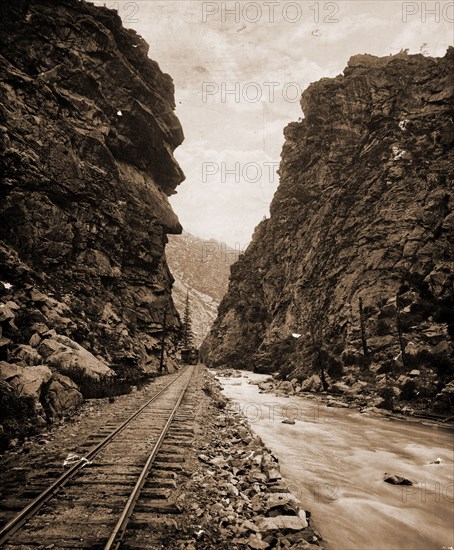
[406,351,453,381]
[67,365,153,399]
[378,386,395,410]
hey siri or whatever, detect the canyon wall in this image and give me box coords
[167,232,238,346]
[0,0,185,437]
[202,50,454,413]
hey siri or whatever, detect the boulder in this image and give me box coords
[29,333,41,348]
[11,344,42,366]
[165,354,178,374]
[256,514,308,533]
[258,381,274,391]
[0,361,22,382]
[31,323,50,335]
[350,380,368,393]
[0,362,52,400]
[39,334,113,380]
[376,375,388,388]
[396,375,411,386]
[279,381,294,393]
[434,380,454,410]
[0,303,16,322]
[300,374,322,392]
[0,336,12,348]
[384,473,413,486]
[367,335,396,351]
[433,340,450,354]
[264,493,300,516]
[331,382,350,394]
[43,374,83,419]
[440,380,454,395]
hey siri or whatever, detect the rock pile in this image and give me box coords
[250,371,452,418]
[173,373,323,549]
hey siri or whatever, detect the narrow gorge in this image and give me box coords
[0,2,452,548]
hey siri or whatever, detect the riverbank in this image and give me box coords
[216,369,454,550]
[215,368,454,430]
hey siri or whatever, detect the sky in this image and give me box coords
[92,0,453,247]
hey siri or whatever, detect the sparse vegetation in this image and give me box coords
[375,319,389,336]
[67,366,154,399]
[400,380,417,401]
[378,386,395,410]
[377,360,395,374]
[0,383,40,450]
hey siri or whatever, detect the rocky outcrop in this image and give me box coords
[202,50,454,414]
[166,232,237,346]
[0,0,185,439]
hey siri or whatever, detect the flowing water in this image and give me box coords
[218,371,454,550]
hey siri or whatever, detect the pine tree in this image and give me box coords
[182,292,195,349]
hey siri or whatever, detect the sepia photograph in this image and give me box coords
[0,1,453,548]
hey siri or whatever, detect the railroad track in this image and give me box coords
[0,365,198,549]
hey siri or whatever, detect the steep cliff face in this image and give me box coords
[166,232,237,346]
[202,50,454,413]
[0,0,185,436]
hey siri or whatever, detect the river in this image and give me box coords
[217,371,454,550]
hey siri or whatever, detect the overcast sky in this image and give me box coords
[93,0,453,247]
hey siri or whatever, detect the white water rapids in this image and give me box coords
[217,371,454,550]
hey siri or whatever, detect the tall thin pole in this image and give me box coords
[159,304,168,374]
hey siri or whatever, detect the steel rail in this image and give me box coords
[104,365,194,550]
[0,367,188,546]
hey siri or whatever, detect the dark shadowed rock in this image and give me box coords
[384,473,413,486]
